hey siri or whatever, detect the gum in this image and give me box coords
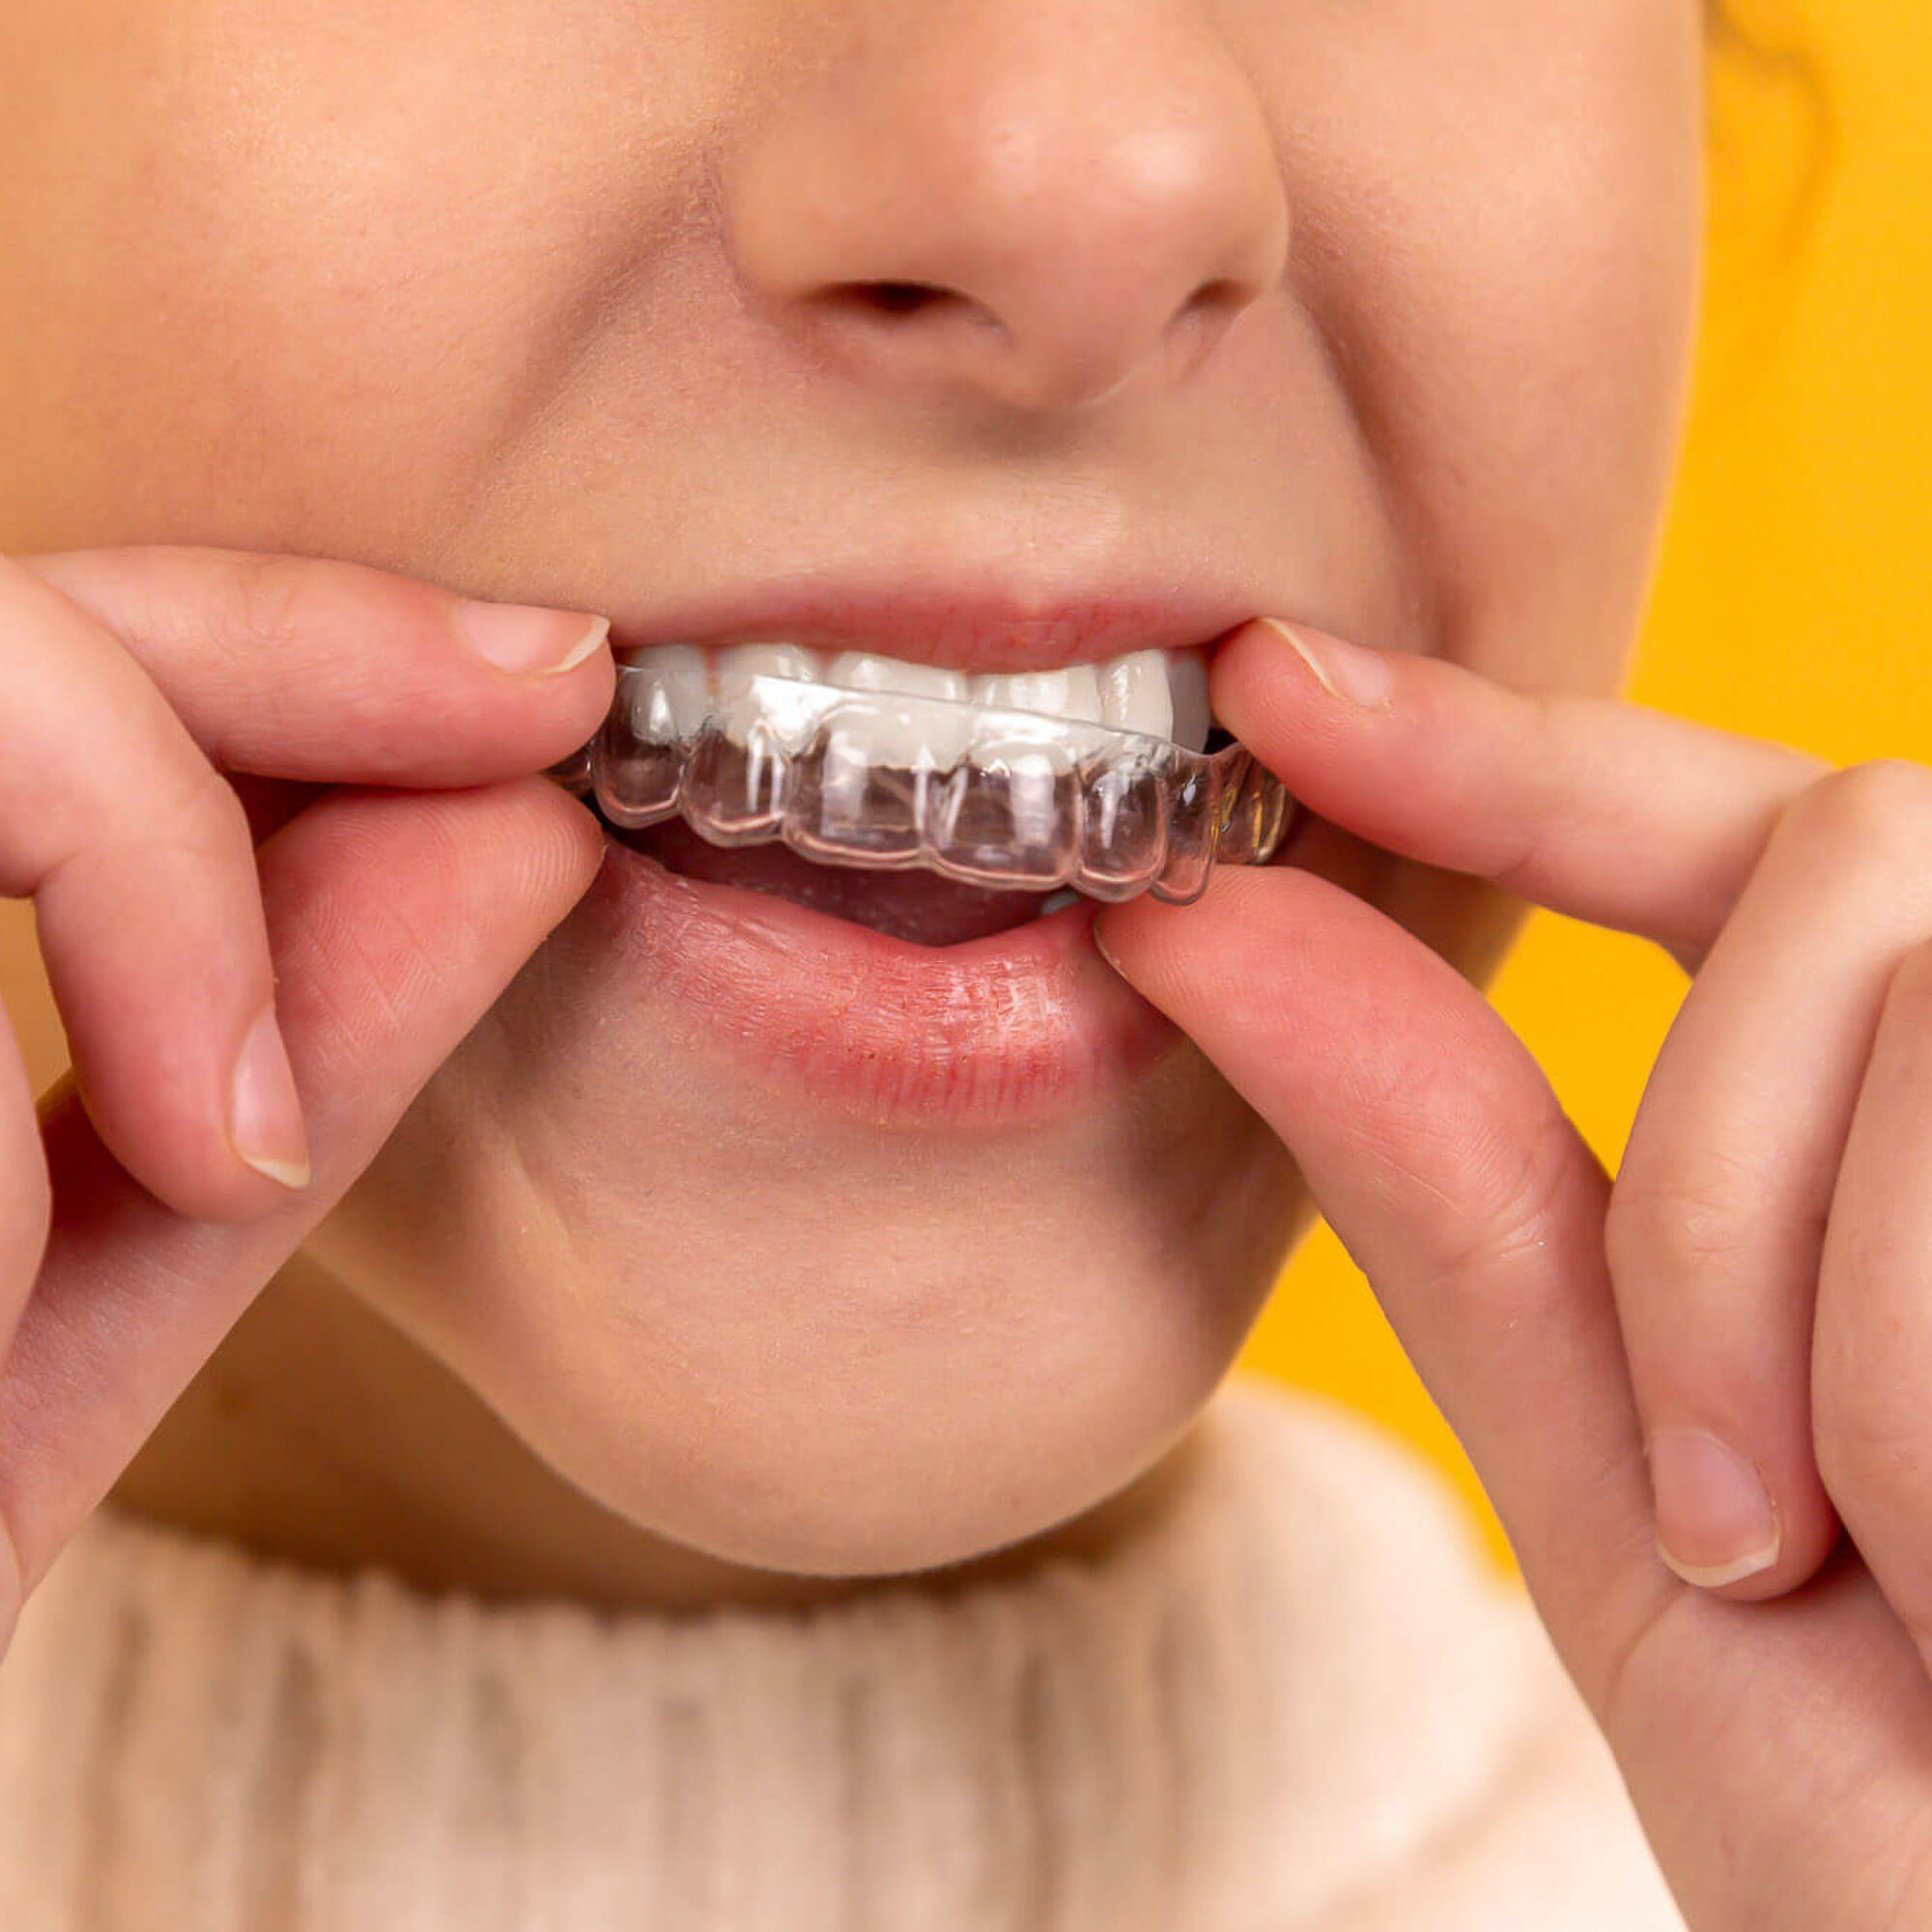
[548,661,1293,905]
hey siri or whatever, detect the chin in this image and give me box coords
[313,936,1307,1576]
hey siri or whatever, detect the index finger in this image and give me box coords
[1215,617,1827,963]
[1095,865,1667,1702]
[19,547,613,787]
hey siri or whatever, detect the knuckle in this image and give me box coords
[1422,1105,1583,1304]
[1785,758,1932,867]
[223,550,318,658]
[223,550,432,664]
[1604,1154,1761,1289]
[1485,690,1591,890]
[147,757,257,868]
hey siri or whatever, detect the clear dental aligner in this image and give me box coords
[550,644,1293,906]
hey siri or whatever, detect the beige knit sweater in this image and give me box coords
[0,1377,1680,1930]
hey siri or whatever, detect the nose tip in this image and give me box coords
[726,20,1290,410]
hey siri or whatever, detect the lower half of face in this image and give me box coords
[310,898,1312,1573]
[1,0,1703,1572]
[305,823,1528,1576]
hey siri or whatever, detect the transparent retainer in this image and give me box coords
[549,660,1293,906]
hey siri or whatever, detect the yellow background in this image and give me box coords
[1239,0,1932,1563]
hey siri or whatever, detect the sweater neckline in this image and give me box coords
[0,1379,1544,1930]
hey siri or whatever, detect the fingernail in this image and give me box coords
[1092,923,1127,979]
[454,602,611,678]
[1260,617,1393,708]
[1648,1428,1780,1588]
[230,1006,311,1190]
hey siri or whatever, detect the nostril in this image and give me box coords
[1184,277,1251,322]
[838,280,956,318]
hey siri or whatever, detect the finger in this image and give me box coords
[1094,868,1670,1708]
[1099,870,1932,1932]
[1811,935,1932,1667]
[1607,763,1932,1602]
[0,777,603,1605]
[0,558,312,1219]
[1215,617,1827,964]
[18,546,613,786]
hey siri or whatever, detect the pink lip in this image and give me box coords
[605,582,1257,675]
[579,836,1184,1120]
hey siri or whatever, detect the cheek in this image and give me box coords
[1236,0,1705,689]
[309,1018,1304,1574]
[0,0,721,557]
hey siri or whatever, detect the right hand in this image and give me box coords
[0,546,614,1655]
[1096,623,1932,1927]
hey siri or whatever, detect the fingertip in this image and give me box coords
[1089,894,1157,976]
[1211,616,1397,764]
[449,606,611,682]
[477,620,616,778]
[227,1005,312,1194]
[1653,1533,1838,1605]
[1089,911,1129,981]
[1089,871,1235,1006]
[502,771,612,914]
[1093,867,1337,1065]
[1254,617,1397,707]
[401,585,616,779]
[65,1053,310,1228]
[252,780,608,1037]
[1646,1425,1849,1603]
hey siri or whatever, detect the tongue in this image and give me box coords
[627,821,1050,947]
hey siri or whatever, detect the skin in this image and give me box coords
[16,1,1932,1922]
[1097,638,1932,1926]
[0,0,1703,1591]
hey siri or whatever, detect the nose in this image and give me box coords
[724,4,1291,411]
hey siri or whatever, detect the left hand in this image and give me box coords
[1094,618,1932,1929]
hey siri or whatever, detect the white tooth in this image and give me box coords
[824,654,972,770]
[632,643,711,738]
[1094,649,1174,743]
[717,641,821,681]
[1165,652,1211,753]
[1052,666,1105,724]
[824,653,974,767]
[827,651,970,705]
[968,666,1103,724]
[827,695,975,771]
[716,641,825,747]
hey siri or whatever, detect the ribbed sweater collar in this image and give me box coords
[0,1381,1539,1931]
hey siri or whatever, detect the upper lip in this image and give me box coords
[605,582,1259,674]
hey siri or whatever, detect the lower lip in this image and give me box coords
[579,833,1183,1120]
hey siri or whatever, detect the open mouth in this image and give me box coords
[552,639,1291,947]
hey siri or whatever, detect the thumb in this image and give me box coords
[1094,866,1674,1713]
[0,777,602,1602]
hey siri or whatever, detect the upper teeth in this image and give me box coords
[630,642,1214,753]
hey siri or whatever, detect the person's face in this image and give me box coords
[0,2,1703,1574]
